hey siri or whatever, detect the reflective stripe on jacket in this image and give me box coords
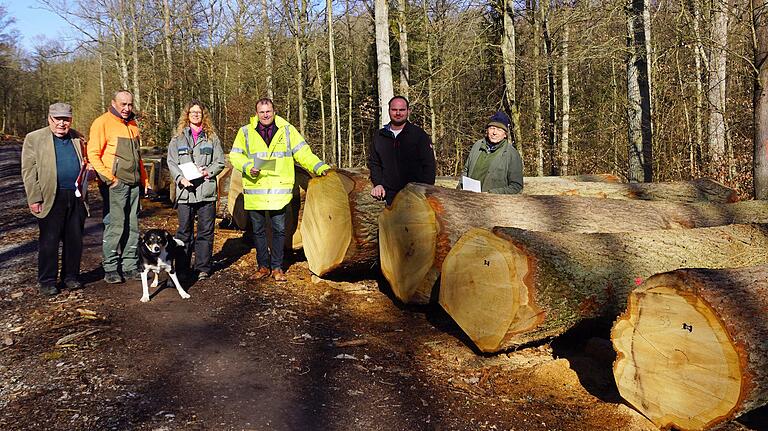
[229,115,329,211]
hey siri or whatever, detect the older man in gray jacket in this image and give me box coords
[21,103,88,296]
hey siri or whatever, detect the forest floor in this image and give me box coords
[1,138,766,431]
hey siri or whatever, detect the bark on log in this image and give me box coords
[522,178,736,202]
[612,266,768,431]
[380,183,768,305]
[301,169,384,276]
[439,224,768,353]
[435,173,623,190]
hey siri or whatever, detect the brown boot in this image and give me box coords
[251,267,271,280]
[272,269,287,282]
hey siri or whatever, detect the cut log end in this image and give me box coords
[439,228,543,352]
[301,171,354,276]
[612,275,742,431]
[379,187,438,304]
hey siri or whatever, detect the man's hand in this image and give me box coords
[370,185,386,200]
[249,167,261,177]
[29,202,42,214]
[180,178,193,188]
[199,167,210,179]
[109,178,120,189]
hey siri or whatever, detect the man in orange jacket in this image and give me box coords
[88,90,149,284]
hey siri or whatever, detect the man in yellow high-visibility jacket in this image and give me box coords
[230,98,330,282]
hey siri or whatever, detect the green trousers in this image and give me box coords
[102,182,140,272]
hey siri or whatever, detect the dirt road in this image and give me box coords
[1,139,765,430]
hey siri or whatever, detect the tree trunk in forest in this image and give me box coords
[261,0,274,99]
[754,0,768,199]
[397,0,410,98]
[163,0,175,131]
[424,0,437,152]
[626,0,653,182]
[612,266,768,431]
[301,169,385,276]
[530,0,544,176]
[129,0,140,112]
[522,177,737,203]
[327,0,340,166]
[708,0,728,177]
[439,224,768,352]
[379,183,766,304]
[542,0,557,175]
[314,51,327,161]
[502,0,523,151]
[560,22,570,176]
[686,0,705,176]
[375,0,394,126]
[346,0,354,167]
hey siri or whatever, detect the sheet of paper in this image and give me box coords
[179,162,203,180]
[462,176,481,193]
[253,158,277,171]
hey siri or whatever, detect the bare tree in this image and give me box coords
[501,0,522,152]
[262,0,274,99]
[375,0,394,126]
[754,0,768,198]
[398,0,410,98]
[560,21,570,176]
[708,0,729,179]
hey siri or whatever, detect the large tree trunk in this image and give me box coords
[560,22,570,176]
[613,266,768,430]
[327,0,341,166]
[397,0,410,98]
[522,177,737,203]
[708,0,729,177]
[754,0,768,199]
[301,169,385,276]
[530,0,544,176]
[502,0,523,150]
[439,224,768,352]
[626,0,653,182]
[380,183,768,304]
[375,0,394,127]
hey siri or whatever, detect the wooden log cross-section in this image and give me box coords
[300,169,384,276]
[438,224,768,353]
[612,266,768,431]
[379,183,768,305]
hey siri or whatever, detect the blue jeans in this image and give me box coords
[248,207,286,270]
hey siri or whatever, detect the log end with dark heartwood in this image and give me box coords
[301,169,384,277]
[612,266,768,431]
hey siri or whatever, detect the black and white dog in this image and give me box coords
[139,229,190,302]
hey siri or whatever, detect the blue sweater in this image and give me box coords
[54,134,80,190]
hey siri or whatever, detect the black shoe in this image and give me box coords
[197,271,210,280]
[104,271,123,284]
[64,279,84,290]
[123,269,143,281]
[37,283,60,296]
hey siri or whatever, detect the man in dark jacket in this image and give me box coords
[369,96,436,205]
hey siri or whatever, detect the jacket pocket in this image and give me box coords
[114,136,139,185]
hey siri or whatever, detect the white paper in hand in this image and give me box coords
[179,162,203,180]
[462,176,482,193]
[253,158,277,171]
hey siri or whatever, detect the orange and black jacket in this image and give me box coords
[87,108,148,187]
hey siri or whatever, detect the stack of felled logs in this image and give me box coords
[300,171,768,430]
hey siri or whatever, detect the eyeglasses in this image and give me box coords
[50,116,72,124]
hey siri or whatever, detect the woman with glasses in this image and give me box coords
[167,100,225,280]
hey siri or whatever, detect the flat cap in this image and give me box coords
[48,102,73,118]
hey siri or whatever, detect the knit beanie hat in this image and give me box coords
[487,111,510,135]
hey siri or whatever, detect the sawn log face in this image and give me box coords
[612,267,768,431]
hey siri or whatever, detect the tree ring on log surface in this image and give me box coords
[302,171,354,275]
[612,277,741,430]
[439,228,542,353]
[379,186,438,303]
